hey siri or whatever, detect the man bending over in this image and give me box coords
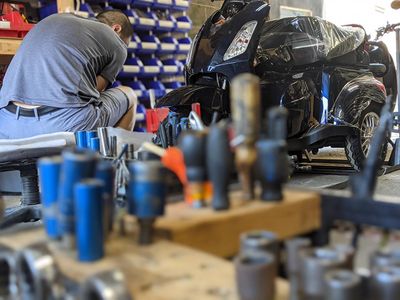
[0,10,136,139]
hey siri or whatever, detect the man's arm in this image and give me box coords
[96,75,109,92]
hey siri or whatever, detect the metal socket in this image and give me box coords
[109,136,117,157]
[240,231,279,258]
[369,265,400,300]
[370,248,400,272]
[285,238,311,275]
[16,243,59,300]
[81,270,132,300]
[124,144,135,160]
[97,127,110,156]
[299,247,349,299]
[324,269,362,300]
[235,252,276,300]
[0,247,18,298]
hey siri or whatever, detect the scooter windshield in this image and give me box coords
[257,16,366,66]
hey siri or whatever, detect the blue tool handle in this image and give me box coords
[74,179,104,262]
[95,161,115,234]
[90,137,100,152]
[38,156,62,239]
[128,182,165,217]
[75,131,87,149]
[58,150,97,237]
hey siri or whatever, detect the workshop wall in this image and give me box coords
[188,0,324,36]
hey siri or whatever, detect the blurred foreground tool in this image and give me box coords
[178,131,208,208]
[231,73,261,200]
[74,179,105,262]
[141,142,187,184]
[95,161,115,236]
[58,150,97,249]
[392,0,400,9]
[324,269,362,300]
[257,107,289,201]
[206,121,232,210]
[369,265,400,300]
[38,156,62,239]
[128,161,166,245]
[299,247,350,300]
[235,251,276,300]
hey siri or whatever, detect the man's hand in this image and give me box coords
[96,75,109,92]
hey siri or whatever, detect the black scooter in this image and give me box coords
[155,0,397,170]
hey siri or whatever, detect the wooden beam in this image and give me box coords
[0,38,22,56]
[57,0,75,13]
[0,228,289,299]
[154,189,321,257]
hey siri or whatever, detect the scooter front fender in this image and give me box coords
[155,85,229,125]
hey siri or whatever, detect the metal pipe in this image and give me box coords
[324,269,362,300]
[38,156,62,239]
[74,179,105,262]
[81,270,132,300]
[234,252,276,300]
[16,243,59,300]
[97,127,110,157]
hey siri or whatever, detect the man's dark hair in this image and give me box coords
[96,10,133,40]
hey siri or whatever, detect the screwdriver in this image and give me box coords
[231,73,261,200]
[178,131,207,208]
[206,121,232,210]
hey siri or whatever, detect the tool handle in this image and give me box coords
[267,106,288,140]
[206,122,232,210]
[179,131,207,182]
[230,73,261,144]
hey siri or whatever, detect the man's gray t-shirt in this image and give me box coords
[0,13,127,108]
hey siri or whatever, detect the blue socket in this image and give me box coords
[58,150,97,239]
[74,179,104,262]
[95,161,115,234]
[86,131,98,148]
[90,137,100,152]
[75,131,87,149]
[38,156,62,239]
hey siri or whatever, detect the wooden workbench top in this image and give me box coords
[0,228,289,300]
[154,189,321,257]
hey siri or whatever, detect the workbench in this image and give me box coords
[152,189,321,257]
[0,227,289,300]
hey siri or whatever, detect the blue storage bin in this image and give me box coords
[133,9,157,30]
[158,36,178,54]
[119,57,144,78]
[173,0,189,11]
[155,14,176,32]
[176,37,192,54]
[132,0,155,9]
[153,0,173,9]
[136,34,160,54]
[127,33,142,52]
[126,81,149,101]
[145,81,166,98]
[175,15,192,32]
[142,58,163,77]
[77,3,95,17]
[161,59,183,75]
